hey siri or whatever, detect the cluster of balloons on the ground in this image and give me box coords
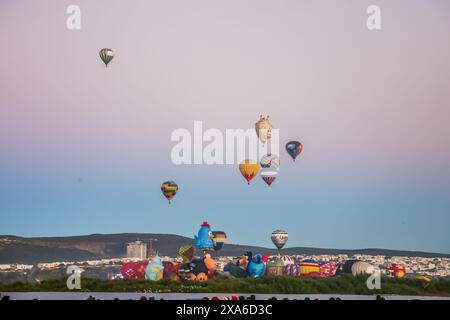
[119,221,413,282]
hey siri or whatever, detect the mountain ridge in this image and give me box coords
[1,233,449,264]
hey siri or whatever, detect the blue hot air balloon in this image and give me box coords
[285,141,303,161]
[194,221,214,251]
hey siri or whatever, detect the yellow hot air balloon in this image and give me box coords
[239,160,259,184]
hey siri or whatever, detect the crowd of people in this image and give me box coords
[1,293,388,301]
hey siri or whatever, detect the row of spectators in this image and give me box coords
[1,293,387,301]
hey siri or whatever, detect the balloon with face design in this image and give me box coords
[194,221,214,251]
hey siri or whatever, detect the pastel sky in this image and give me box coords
[1,0,449,253]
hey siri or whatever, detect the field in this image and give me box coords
[1,275,450,296]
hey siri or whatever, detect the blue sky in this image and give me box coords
[0,0,449,253]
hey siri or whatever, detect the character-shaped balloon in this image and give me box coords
[247,253,265,278]
[255,115,272,144]
[204,254,217,279]
[194,221,214,251]
[145,255,164,281]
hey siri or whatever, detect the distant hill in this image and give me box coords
[0,233,449,264]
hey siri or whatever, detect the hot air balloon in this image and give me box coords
[145,256,164,281]
[284,264,300,276]
[239,160,259,184]
[179,245,195,262]
[212,231,227,251]
[260,154,280,169]
[271,230,288,256]
[266,259,285,276]
[280,255,294,266]
[161,181,178,203]
[99,48,114,67]
[120,261,148,279]
[299,259,321,276]
[341,260,359,274]
[386,263,406,279]
[319,261,337,277]
[285,141,303,161]
[261,171,277,187]
[255,115,272,144]
[351,261,374,276]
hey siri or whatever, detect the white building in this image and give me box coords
[126,241,147,260]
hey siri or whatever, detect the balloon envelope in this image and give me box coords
[99,48,114,67]
[271,230,288,250]
[212,231,227,251]
[285,141,303,161]
[260,154,280,169]
[239,160,259,184]
[255,116,272,144]
[351,261,374,276]
[161,181,178,202]
[261,171,277,187]
[179,245,195,262]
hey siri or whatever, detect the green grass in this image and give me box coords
[1,275,449,296]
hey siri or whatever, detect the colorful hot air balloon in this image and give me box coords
[255,115,272,144]
[299,259,321,276]
[261,171,277,187]
[285,141,303,161]
[280,255,294,266]
[284,264,300,276]
[260,154,280,169]
[120,261,148,279]
[212,231,227,251]
[179,245,195,262]
[145,255,164,281]
[239,160,259,184]
[99,48,114,67]
[386,263,406,279]
[161,181,178,203]
[194,221,214,252]
[319,261,337,277]
[271,230,288,255]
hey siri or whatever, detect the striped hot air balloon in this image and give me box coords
[284,264,300,276]
[161,181,178,203]
[99,48,114,67]
[239,160,259,184]
[261,171,277,187]
[212,231,227,251]
[280,255,294,266]
[299,259,320,276]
